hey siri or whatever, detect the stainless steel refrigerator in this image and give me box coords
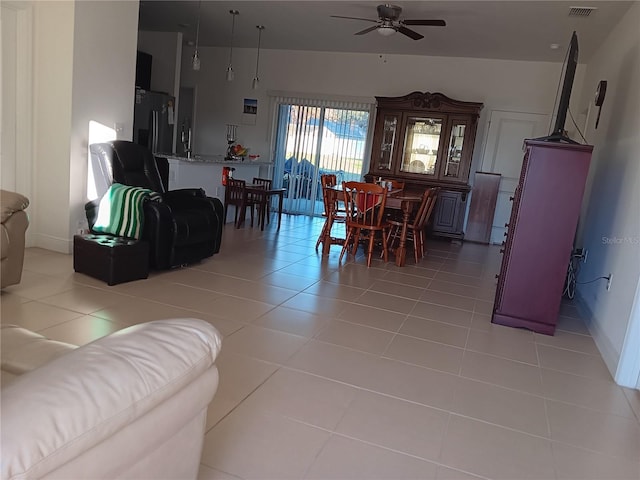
[133,89,175,154]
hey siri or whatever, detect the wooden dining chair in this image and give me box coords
[340,181,389,267]
[315,174,347,252]
[386,187,439,263]
[379,178,406,223]
[224,179,253,228]
[250,177,272,230]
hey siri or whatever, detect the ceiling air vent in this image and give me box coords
[569,6,598,17]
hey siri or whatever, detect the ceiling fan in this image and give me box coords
[331,4,446,41]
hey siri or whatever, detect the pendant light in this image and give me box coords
[252,25,265,90]
[226,10,239,81]
[192,0,202,71]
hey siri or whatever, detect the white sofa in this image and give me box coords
[1,319,222,479]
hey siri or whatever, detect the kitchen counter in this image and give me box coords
[165,155,273,203]
[162,153,272,165]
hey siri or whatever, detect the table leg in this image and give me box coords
[395,201,412,267]
[260,197,266,231]
[321,188,339,256]
[321,214,336,256]
[277,192,283,230]
[236,201,246,229]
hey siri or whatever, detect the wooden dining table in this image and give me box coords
[320,185,422,267]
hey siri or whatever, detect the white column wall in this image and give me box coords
[29,0,139,253]
[69,0,139,247]
[31,1,75,252]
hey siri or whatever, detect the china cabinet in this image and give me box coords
[365,92,483,239]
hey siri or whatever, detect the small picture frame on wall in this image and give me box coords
[242,98,257,125]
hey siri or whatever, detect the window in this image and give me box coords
[272,95,373,216]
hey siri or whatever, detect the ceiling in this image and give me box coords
[138,1,635,63]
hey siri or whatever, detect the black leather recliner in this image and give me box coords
[87,141,223,269]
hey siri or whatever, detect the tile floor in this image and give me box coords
[2,215,639,479]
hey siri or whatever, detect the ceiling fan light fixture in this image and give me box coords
[226,10,239,82]
[377,25,396,36]
[331,4,445,40]
[192,50,201,71]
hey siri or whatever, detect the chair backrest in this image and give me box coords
[319,176,335,215]
[322,173,349,214]
[320,174,337,188]
[252,177,272,189]
[415,187,440,230]
[225,179,247,203]
[89,141,166,194]
[342,181,387,228]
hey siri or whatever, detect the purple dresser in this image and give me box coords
[492,140,593,335]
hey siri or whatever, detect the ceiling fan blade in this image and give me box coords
[330,15,378,23]
[403,19,446,27]
[354,25,380,36]
[397,26,424,40]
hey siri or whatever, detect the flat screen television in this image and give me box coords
[539,31,579,143]
[136,50,152,91]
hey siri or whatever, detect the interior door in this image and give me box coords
[480,111,550,244]
[2,4,18,191]
[2,3,33,245]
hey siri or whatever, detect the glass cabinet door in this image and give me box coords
[441,121,468,181]
[400,117,443,176]
[376,114,398,171]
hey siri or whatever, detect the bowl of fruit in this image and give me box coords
[232,144,248,158]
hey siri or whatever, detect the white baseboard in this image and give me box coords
[574,291,621,382]
[33,233,72,254]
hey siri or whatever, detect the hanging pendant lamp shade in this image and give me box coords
[252,25,265,90]
[192,0,202,71]
[226,10,239,81]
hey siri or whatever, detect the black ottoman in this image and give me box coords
[73,234,149,286]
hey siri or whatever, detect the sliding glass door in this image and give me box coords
[273,98,372,216]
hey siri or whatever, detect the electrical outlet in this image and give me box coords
[606,274,613,291]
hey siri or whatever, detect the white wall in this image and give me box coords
[575,2,640,387]
[69,0,139,244]
[31,1,75,252]
[179,45,584,181]
[30,0,139,253]
[137,31,182,98]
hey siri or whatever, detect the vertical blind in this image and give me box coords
[270,94,374,216]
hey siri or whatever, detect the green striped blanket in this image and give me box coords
[93,183,161,239]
